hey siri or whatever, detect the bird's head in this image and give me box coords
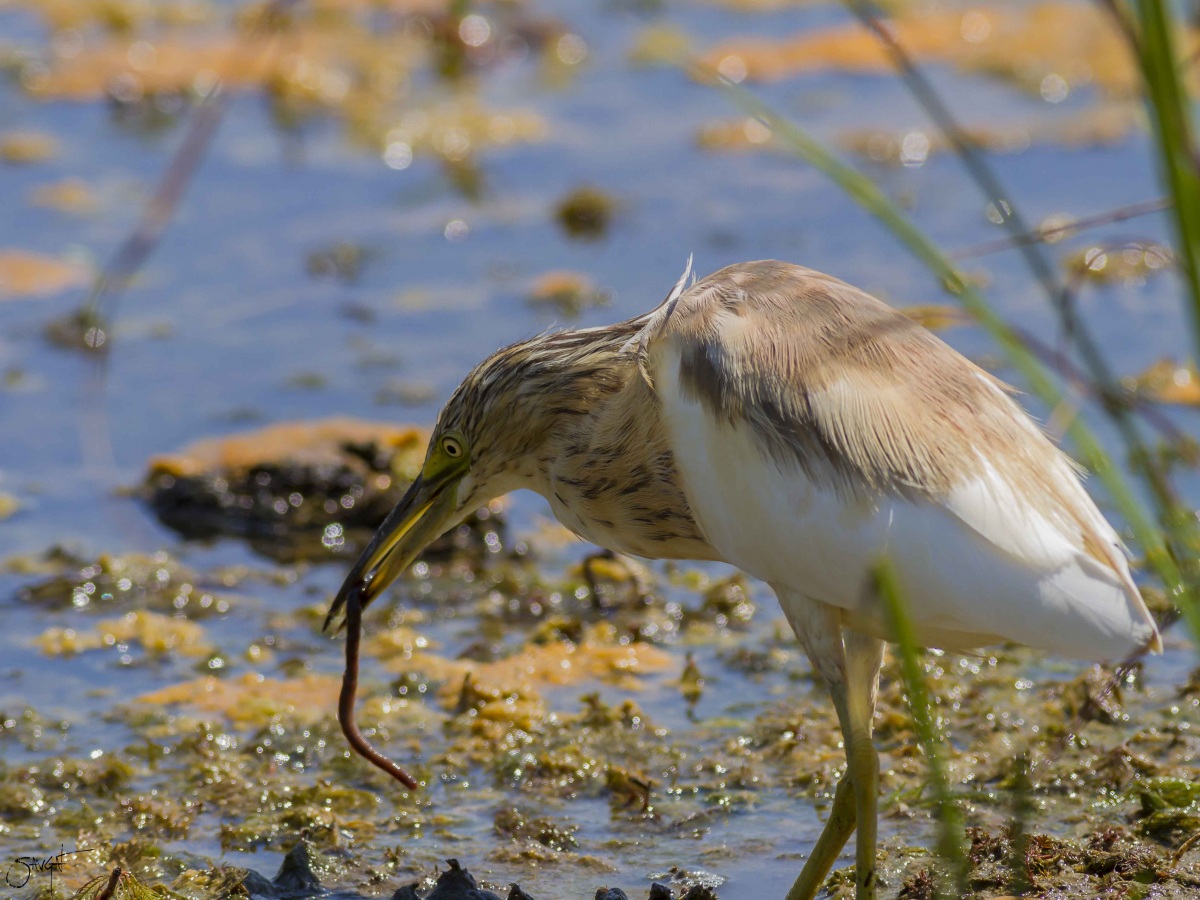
[324,335,604,630]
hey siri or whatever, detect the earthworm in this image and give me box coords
[338,586,418,790]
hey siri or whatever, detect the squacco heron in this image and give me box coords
[326,259,1161,900]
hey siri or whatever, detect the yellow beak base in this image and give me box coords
[323,472,459,631]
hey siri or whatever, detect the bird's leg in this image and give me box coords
[781,600,884,900]
[831,630,885,899]
[784,773,857,900]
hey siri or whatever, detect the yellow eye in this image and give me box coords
[441,435,465,459]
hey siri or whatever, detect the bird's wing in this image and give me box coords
[636,260,1159,660]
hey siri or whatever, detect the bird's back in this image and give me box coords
[638,260,1160,660]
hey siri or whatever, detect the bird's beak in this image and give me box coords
[324,470,461,631]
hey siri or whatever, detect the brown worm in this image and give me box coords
[338,586,419,790]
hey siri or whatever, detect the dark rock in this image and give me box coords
[241,869,278,897]
[426,859,502,900]
[646,866,723,898]
[272,843,321,896]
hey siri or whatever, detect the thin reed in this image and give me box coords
[1130,0,1200,365]
[874,560,968,898]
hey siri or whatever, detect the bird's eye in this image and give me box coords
[441,436,465,459]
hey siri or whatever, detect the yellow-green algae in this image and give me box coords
[5,527,1199,898]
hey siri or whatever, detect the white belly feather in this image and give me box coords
[652,346,1158,662]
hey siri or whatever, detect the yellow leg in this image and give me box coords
[778,596,884,900]
[842,703,879,898]
[784,774,856,900]
[833,630,884,900]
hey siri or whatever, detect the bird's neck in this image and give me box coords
[532,357,717,561]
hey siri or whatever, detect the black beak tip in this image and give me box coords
[322,604,343,634]
[323,585,355,634]
[325,576,373,634]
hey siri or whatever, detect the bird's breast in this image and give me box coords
[543,466,715,562]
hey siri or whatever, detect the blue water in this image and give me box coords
[1,2,1196,898]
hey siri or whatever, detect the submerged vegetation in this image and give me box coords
[5,528,1200,897]
[5,475,1200,895]
[1,0,1200,898]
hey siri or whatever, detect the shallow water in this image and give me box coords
[2,2,1199,898]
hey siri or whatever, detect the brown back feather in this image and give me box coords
[641,260,1111,558]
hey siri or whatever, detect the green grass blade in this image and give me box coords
[1134,0,1200,365]
[874,559,968,896]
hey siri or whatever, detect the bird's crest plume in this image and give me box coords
[627,254,693,387]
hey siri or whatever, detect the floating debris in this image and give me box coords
[17,549,233,616]
[696,573,755,629]
[700,105,1142,162]
[306,240,375,284]
[695,117,775,153]
[30,177,100,215]
[136,672,343,728]
[12,4,549,177]
[680,653,704,709]
[841,106,1141,161]
[527,270,610,317]
[0,248,91,299]
[43,305,109,350]
[375,378,439,407]
[493,808,580,853]
[628,25,691,68]
[555,187,615,241]
[36,609,213,659]
[1125,359,1200,406]
[1064,242,1172,283]
[701,3,1178,100]
[374,621,675,705]
[0,130,60,164]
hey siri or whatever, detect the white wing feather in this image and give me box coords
[652,342,1159,661]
